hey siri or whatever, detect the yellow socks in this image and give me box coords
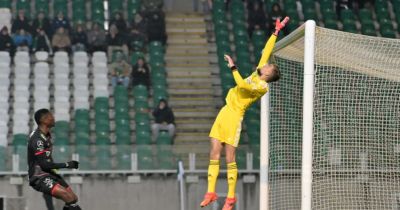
[227,162,238,198]
[207,160,220,193]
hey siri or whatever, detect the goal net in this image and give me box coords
[261,21,400,210]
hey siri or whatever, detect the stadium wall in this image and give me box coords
[0,176,263,210]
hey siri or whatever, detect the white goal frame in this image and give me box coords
[260,20,316,210]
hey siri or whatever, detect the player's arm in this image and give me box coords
[257,17,289,69]
[33,139,79,170]
[224,55,253,91]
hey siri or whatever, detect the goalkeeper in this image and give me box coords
[200,17,289,210]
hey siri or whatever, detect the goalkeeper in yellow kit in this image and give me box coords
[200,17,289,210]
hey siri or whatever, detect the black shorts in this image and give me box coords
[30,174,69,195]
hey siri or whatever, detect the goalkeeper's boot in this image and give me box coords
[200,192,218,207]
[222,197,237,210]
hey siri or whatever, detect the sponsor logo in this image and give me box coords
[43,178,54,189]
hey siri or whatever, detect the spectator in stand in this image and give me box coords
[130,13,148,36]
[109,11,127,34]
[87,22,106,53]
[110,52,131,88]
[52,27,71,54]
[32,28,53,54]
[12,9,31,34]
[0,26,16,57]
[32,11,52,37]
[248,1,267,37]
[13,29,32,52]
[107,24,129,62]
[146,10,167,44]
[128,27,147,52]
[152,99,175,140]
[52,11,71,33]
[131,57,150,88]
[268,3,286,35]
[71,24,88,52]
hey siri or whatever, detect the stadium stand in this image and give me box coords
[0,0,397,174]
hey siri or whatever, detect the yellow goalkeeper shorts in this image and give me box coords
[209,105,243,147]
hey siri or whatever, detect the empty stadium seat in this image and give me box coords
[116,146,131,169]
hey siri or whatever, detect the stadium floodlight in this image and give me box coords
[260,20,400,210]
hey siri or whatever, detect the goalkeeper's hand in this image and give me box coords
[65,160,79,169]
[224,54,236,69]
[273,16,290,36]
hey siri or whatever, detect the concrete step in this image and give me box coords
[166,17,205,23]
[166,28,206,33]
[165,55,212,61]
[169,88,214,96]
[166,22,206,28]
[166,66,214,72]
[167,77,215,84]
[165,59,210,65]
[176,123,212,131]
[167,38,208,45]
[166,47,209,55]
[168,34,207,40]
[166,62,210,67]
[174,108,216,116]
[167,71,211,78]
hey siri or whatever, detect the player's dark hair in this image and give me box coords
[268,64,281,82]
[34,109,51,125]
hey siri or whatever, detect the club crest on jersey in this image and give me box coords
[37,140,44,147]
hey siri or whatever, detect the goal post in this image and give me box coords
[260,20,400,210]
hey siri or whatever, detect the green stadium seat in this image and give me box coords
[251,145,260,169]
[0,0,11,8]
[340,9,355,20]
[132,85,148,100]
[342,20,357,33]
[157,146,174,169]
[91,5,105,23]
[149,41,164,52]
[35,0,49,15]
[128,0,141,20]
[15,146,27,171]
[75,131,91,145]
[131,51,144,65]
[95,97,109,114]
[375,6,390,21]
[0,146,8,171]
[115,128,131,145]
[156,131,172,145]
[13,134,28,146]
[361,22,376,36]
[73,8,86,24]
[137,146,153,170]
[303,7,318,21]
[75,145,92,170]
[17,0,30,12]
[95,147,112,170]
[380,26,396,38]
[52,145,72,163]
[53,0,68,16]
[116,146,132,169]
[109,0,123,14]
[135,112,150,122]
[324,19,338,30]
[236,148,247,169]
[136,130,151,144]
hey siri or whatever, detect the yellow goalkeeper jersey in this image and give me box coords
[225,71,268,115]
[225,34,277,115]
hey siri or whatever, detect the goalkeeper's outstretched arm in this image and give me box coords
[224,55,252,91]
[257,17,290,69]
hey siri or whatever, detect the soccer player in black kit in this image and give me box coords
[28,109,83,210]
